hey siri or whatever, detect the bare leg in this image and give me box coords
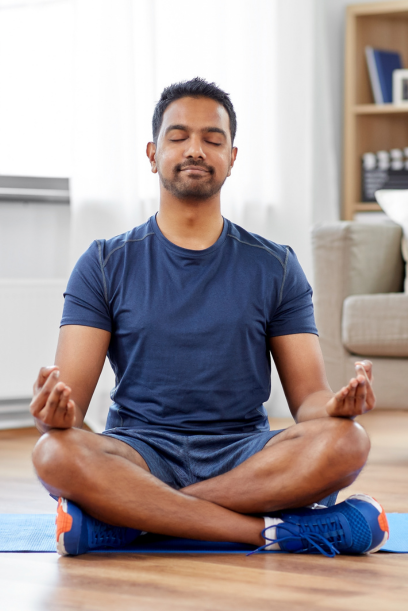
[181,417,370,513]
[32,429,265,547]
[32,417,369,545]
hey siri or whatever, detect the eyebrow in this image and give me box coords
[165,124,227,139]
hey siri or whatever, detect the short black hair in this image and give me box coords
[152,77,237,145]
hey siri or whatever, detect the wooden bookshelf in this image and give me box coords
[343,1,408,220]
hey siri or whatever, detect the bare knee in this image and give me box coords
[32,428,86,491]
[324,417,370,473]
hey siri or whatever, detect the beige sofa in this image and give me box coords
[312,221,408,409]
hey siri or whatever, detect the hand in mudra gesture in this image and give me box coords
[326,360,375,418]
[30,366,77,430]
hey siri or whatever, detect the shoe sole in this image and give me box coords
[348,493,389,553]
[56,497,72,556]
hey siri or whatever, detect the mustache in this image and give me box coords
[175,160,214,174]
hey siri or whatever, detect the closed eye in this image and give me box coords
[169,138,221,146]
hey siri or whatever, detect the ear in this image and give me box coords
[227,146,238,177]
[146,142,158,174]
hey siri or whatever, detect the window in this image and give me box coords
[0,0,74,179]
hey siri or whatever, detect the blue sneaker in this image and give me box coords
[56,497,142,556]
[258,494,389,557]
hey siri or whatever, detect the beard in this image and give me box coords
[158,160,228,201]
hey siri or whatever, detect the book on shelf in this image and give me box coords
[365,47,403,104]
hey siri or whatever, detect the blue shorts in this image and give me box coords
[102,427,282,489]
[101,426,338,507]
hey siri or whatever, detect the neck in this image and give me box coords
[156,189,223,250]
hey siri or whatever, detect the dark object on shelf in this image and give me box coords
[362,167,408,202]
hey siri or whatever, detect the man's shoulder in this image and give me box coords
[96,218,155,265]
[226,220,289,268]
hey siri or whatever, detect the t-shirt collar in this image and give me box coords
[151,213,228,257]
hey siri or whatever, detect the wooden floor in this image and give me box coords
[1,410,408,611]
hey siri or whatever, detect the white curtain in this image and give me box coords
[70,0,279,262]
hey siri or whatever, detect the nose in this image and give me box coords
[183,135,206,160]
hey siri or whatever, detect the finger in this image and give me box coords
[355,366,369,393]
[336,386,349,400]
[64,400,76,427]
[345,377,358,414]
[363,360,373,382]
[363,376,376,411]
[36,378,67,421]
[328,386,351,417]
[41,393,76,429]
[335,386,350,404]
[40,382,71,426]
[52,399,76,429]
[40,382,67,423]
[57,386,71,412]
[354,377,367,414]
[355,363,367,380]
[49,389,74,428]
[355,362,376,412]
[355,360,373,383]
[33,365,59,394]
[30,370,61,417]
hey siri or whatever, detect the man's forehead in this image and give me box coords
[161,96,230,131]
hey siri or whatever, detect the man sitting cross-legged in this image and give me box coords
[31,78,389,557]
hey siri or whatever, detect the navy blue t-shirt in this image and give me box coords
[61,215,318,434]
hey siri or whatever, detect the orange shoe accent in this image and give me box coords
[56,498,73,542]
[378,510,389,534]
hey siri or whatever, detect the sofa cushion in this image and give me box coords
[342,293,408,357]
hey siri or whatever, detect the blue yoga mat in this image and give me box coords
[0,513,406,553]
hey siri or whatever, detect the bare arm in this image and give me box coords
[269,334,375,423]
[30,325,111,434]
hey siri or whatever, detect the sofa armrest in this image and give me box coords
[311,221,404,390]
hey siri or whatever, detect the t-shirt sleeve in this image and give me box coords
[60,240,112,332]
[267,247,318,337]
